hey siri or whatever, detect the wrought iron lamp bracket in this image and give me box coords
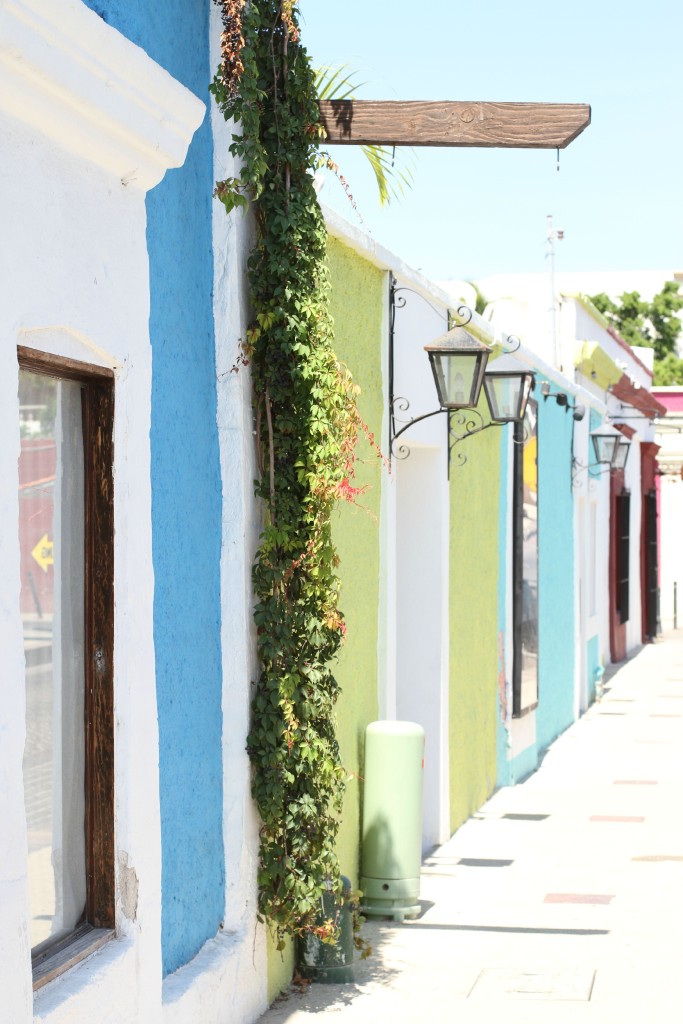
[571,456,611,490]
[540,382,586,421]
[448,409,491,471]
[448,413,530,473]
[390,401,448,463]
[389,275,528,469]
[389,274,477,465]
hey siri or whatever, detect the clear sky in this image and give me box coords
[300,0,683,284]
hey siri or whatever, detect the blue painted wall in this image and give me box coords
[508,743,539,786]
[83,1,224,976]
[536,382,575,754]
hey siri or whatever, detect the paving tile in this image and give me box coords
[457,858,514,867]
[544,893,614,905]
[631,854,683,862]
[256,634,683,1024]
[422,857,462,866]
[502,813,550,821]
[469,967,596,1001]
[612,779,658,785]
[589,815,645,822]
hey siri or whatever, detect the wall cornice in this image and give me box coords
[0,0,205,190]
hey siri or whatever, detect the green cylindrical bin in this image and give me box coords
[361,721,424,921]
[296,876,355,983]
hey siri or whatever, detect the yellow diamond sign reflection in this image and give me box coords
[31,534,54,573]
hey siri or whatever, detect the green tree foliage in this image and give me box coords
[590,281,683,383]
[652,352,683,385]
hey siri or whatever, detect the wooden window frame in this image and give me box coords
[18,347,116,988]
[643,489,659,640]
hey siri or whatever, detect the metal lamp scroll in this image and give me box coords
[388,277,535,470]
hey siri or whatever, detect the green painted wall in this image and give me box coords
[266,929,295,1004]
[267,234,385,997]
[326,236,384,880]
[449,411,502,831]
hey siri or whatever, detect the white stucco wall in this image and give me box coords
[0,2,203,1020]
[571,408,611,712]
[659,476,683,630]
[656,397,683,631]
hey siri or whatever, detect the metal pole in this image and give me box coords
[674,581,678,630]
[546,215,557,368]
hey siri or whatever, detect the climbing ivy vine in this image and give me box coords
[211,1,378,945]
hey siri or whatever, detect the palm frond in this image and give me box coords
[360,144,414,207]
[315,65,365,101]
[314,64,415,207]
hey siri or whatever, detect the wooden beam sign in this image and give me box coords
[318,101,591,150]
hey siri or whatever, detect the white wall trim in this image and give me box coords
[0,0,205,191]
[1,8,205,1011]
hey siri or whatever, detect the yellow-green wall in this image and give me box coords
[449,410,501,830]
[327,236,384,879]
[267,234,385,997]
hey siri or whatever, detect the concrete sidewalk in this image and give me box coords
[257,632,683,1023]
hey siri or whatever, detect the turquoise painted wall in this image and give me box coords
[83,2,224,977]
[496,383,577,784]
[586,633,600,705]
[535,382,575,754]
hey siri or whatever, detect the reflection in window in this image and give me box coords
[616,491,630,625]
[19,371,86,952]
[513,398,538,716]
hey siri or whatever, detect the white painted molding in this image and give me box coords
[19,326,124,370]
[0,0,206,191]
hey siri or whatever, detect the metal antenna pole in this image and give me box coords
[546,214,558,368]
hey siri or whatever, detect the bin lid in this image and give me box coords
[366,720,424,738]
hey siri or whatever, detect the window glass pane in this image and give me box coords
[513,399,538,715]
[520,401,538,710]
[19,370,86,951]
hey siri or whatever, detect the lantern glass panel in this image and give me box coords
[484,372,533,423]
[612,438,630,470]
[430,352,486,409]
[592,432,619,464]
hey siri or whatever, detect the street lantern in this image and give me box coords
[611,435,631,471]
[424,327,491,411]
[591,424,622,466]
[483,366,535,424]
